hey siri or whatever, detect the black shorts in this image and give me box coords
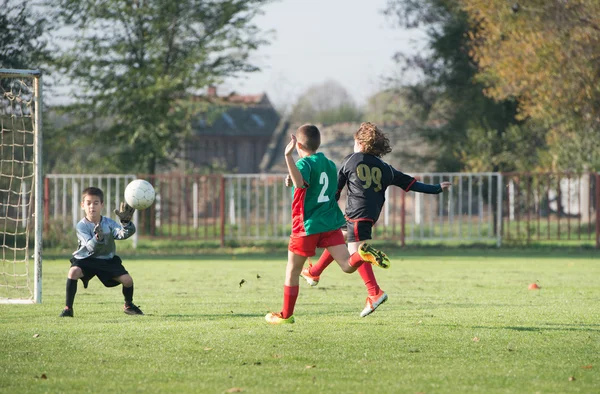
[70,256,128,288]
[345,218,375,243]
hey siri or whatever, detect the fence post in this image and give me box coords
[401,191,406,247]
[496,173,503,247]
[220,176,226,248]
[43,177,49,233]
[596,174,600,249]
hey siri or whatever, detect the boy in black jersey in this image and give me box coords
[300,122,451,317]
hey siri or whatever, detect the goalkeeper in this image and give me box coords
[60,187,143,317]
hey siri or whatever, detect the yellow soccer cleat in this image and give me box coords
[359,243,391,269]
[265,312,295,324]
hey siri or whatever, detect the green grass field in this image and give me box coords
[1,249,599,393]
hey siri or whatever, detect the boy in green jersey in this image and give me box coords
[265,124,390,324]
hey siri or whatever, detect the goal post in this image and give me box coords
[0,69,43,304]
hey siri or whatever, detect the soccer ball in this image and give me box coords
[124,179,155,210]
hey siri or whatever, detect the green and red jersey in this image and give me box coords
[291,152,346,236]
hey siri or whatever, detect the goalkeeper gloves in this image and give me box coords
[94,222,105,242]
[114,202,135,224]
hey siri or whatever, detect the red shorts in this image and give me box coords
[289,229,346,257]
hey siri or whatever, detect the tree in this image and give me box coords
[458,0,600,171]
[0,1,52,70]
[0,2,68,175]
[52,0,271,174]
[289,80,362,124]
[384,0,543,172]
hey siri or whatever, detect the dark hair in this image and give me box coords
[354,122,392,157]
[296,124,321,152]
[82,186,104,203]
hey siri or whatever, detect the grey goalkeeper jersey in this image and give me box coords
[72,216,136,260]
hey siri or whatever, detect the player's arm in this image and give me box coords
[74,222,102,256]
[284,134,305,188]
[390,165,450,194]
[335,153,353,201]
[335,166,348,201]
[411,180,452,194]
[111,219,137,240]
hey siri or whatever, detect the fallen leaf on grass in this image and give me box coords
[568,376,576,381]
[581,365,592,369]
[204,347,213,351]
[472,337,480,342]
[225,388,243,393]
[305,365,316,369]
[33,334,40,338]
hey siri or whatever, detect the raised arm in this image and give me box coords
[284,134,305,188]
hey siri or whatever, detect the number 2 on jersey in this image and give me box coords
[317,172,330,203]
[357,164,382,192]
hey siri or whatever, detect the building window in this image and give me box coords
[250,113,265,128]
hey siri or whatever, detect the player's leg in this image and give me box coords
[282,251,307,316]
[347,222,388,316]
[266,235,315,324]
[266,251,308,324]
[60,264,84,317]
[325,229,390,272]
[114,273,144,315]
[301,228,348,286]
[350,241,388,317]
[348,221,383,297]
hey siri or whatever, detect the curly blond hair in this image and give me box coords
[354,122,392,157]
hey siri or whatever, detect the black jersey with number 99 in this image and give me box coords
[336,152,416,222]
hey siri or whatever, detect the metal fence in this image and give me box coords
[43,172,600,248]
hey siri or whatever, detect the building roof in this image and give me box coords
[191,90,279,136]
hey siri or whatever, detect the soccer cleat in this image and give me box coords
[124,303,144,315]
[358,243,391,269]
[265,312,295,324]
[360,290,388,317]
[300,264,320,286]
[60,307,74,317]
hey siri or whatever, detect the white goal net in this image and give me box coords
[0,69,42,303]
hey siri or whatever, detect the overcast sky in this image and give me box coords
[220,0,426,110]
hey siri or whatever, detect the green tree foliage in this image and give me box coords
[52,0,271,174]
[384,0,544,172]
[0,1,52,70]
[459,0,600,171]
[289,80,363,125]
[0,1,66,175]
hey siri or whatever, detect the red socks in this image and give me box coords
[357,263,380,296]
[311,249,365,274]
[309,250,335,276]
[307,249,378,298]
[349,251,365,267]
[281,285,299,319]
